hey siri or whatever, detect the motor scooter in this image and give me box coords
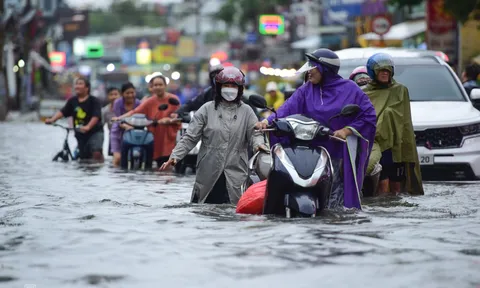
[245,95,372,217]
[174,111,201,174]
[115,98,180,170]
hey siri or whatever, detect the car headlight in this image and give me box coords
[459,122,480,136]
[288,121,319,141]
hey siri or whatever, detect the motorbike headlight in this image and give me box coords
[459,122,480,136]
[289,121,319,141]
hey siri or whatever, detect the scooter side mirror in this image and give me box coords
[158,104,169,111]
[249,94,268,109]
[168,97,180,106]
[340,104,361,117]
[284,89,295,101]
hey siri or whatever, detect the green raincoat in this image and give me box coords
[363,79,424,195]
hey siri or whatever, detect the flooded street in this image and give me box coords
[1,122,480,288]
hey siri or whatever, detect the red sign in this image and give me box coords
[426,0,458,65]
[49,52,66,67]
[371,15,392,36]
[426,0,456,34]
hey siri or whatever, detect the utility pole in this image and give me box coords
[195,0,201,85]
[0,0,8,120]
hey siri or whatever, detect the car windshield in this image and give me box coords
[339,65,466,101]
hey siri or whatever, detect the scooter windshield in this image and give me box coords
[124,116,152,127]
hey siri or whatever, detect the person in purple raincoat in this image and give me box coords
[256,48,377,210]
[110,82,141,167]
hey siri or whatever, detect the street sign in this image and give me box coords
[371,15,392,36]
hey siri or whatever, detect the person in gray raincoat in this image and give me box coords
[160,66,269,204]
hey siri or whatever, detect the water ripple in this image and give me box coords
[1,122,480,287]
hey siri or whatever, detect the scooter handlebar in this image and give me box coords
[329,135,346,143]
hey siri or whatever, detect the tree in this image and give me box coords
[389,0,480,24]
[89,0,168,34]
[215,0,290,32]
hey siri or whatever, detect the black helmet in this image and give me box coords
[209,64,224,80]
[297,48,341,75]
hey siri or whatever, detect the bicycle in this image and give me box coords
[49,123,80,162]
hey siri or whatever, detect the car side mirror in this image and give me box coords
[471,88,480,100]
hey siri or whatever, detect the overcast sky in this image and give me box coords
[65,0,183,9]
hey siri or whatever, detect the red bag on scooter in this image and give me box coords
[236,180,267,215]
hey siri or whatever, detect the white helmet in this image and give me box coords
[266,81,278,92]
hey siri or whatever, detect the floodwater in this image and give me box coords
[1,122,479,288]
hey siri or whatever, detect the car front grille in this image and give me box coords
[415,127,463,149]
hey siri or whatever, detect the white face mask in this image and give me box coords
[221,87,238,102]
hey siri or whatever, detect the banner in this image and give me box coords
[426,0,458,65]
[152,45,179,64]
[176,37,196,58]
[322,0,387,25]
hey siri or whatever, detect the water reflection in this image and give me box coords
[1,122,480,287]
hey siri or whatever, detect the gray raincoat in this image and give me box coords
[170,100,266,204]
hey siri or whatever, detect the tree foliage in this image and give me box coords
[215,0,290,32]
[389,0,480,24]
[89,0,168,34]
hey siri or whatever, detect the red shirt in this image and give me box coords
[133,93,181,159]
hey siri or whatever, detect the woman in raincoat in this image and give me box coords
[161,66,269,204]
[256,48,377,210]
[363,53,424,196]
[349,66,371,88]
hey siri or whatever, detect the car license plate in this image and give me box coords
[419,154,434,165]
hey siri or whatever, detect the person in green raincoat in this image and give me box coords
[363,53,424,196]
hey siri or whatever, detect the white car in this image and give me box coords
[336,48,480,180]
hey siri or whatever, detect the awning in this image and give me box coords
[359,20,426,41]
[291,34,342,50]
[291,36,321,49]
[474,54,480,65]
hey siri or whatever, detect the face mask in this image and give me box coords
[221,87,238,101]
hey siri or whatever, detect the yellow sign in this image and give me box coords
[153,45,179,64]
[176,37,196,58]
[460,10,480,69]
[136,48,152,65]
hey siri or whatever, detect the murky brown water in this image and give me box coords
[1,122,479,287]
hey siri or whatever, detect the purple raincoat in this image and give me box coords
[110,97,141,153]
[267,63,376,209]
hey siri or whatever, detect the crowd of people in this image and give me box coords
[46,48,480,207]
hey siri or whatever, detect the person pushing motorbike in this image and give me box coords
[45,77,104,162]
[256,48,377,209]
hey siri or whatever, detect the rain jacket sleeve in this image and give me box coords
[170,104,206,161]
[246,107,266,151]
[266,88,305,123]
[345,89,377,152]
